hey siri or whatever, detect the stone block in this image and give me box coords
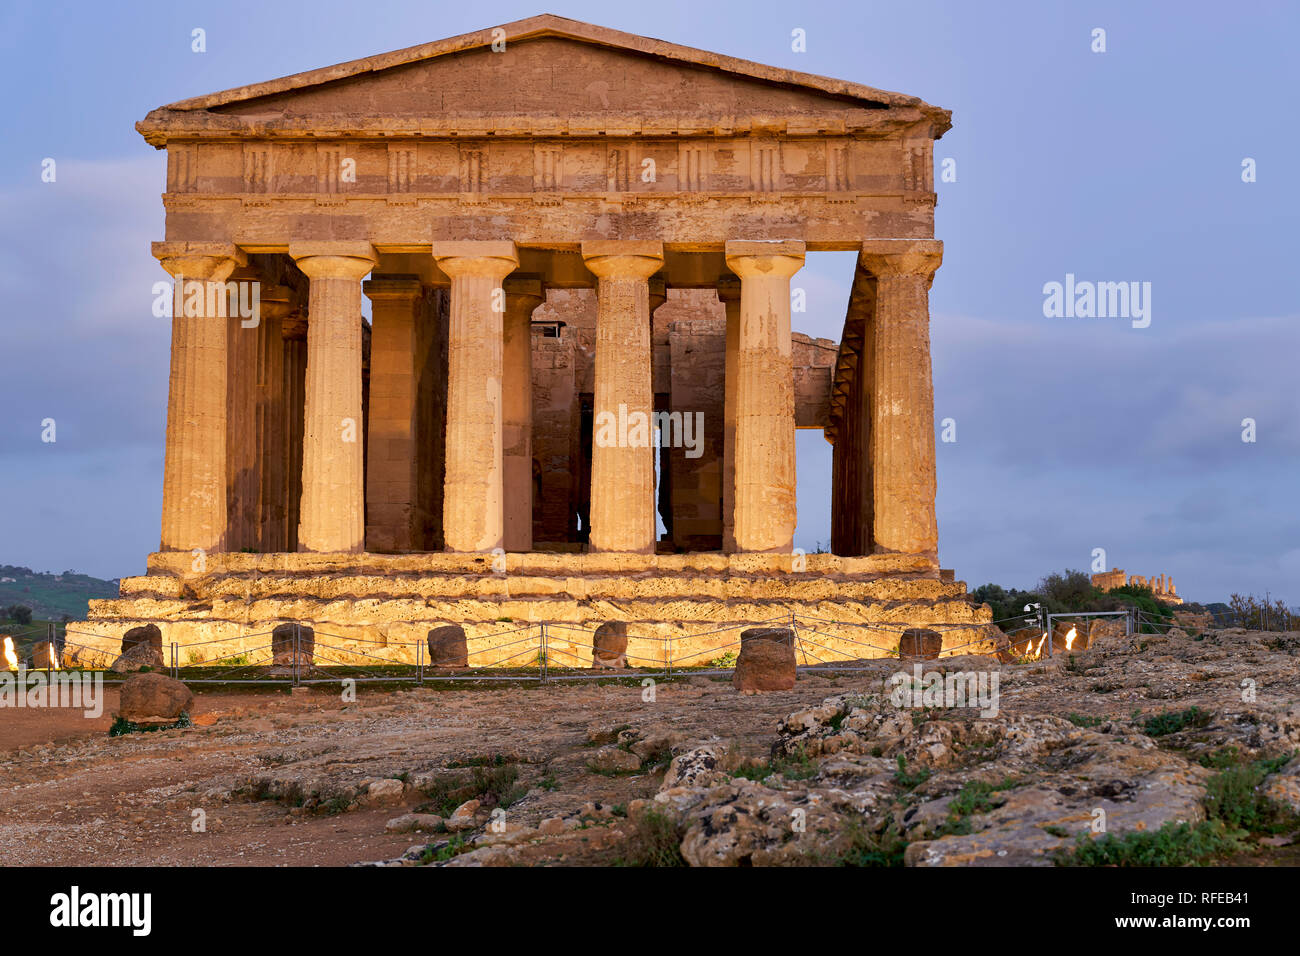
[733,627,796,693]
[428,624,469,668]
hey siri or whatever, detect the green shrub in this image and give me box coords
[1204,753,1297,833]
[617,809,686,867]
[1056,821,1245,867]
[832,819,909,867]
[893,755,931,790]
[1067,712,1105,728]
[1141,706,1211,737]
[109,712,191,736]
[1198,746,1243,770]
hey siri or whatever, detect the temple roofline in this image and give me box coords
[141,13,950,137]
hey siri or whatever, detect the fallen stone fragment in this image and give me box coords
[733,628,796,693]
[385,813,444,833]
[366,779,405,804]
[118,672,193,724]
[445,799,481,831]
[591,621,628,668]
[587,747,642,773]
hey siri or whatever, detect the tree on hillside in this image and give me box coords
[1037,570,1095,609]
[5,604,33,625]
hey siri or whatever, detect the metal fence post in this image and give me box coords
[293,621,300,687]
[417,638,423,685]
[540,623,548,682]
[171,641,178,678]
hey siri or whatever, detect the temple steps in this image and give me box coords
[68,552,993,667]
[111,571,968,604]
[67,593,993,668]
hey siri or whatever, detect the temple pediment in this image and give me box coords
[138,14,950,143]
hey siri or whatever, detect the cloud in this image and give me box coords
[931,309,1300,602]
[932,309,1300,469]
[0,155,168,453]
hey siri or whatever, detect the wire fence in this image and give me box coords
[6,606,1292,687]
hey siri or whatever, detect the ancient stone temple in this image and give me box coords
[73,15,990,665]
[1092,569,1183,605]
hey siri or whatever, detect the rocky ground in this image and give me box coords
[1,625,1297,866]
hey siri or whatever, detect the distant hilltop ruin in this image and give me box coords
[1092,568,1183,605]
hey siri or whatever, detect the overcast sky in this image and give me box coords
[1,0,1296,605]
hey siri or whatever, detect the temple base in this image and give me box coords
[66,551,994,668]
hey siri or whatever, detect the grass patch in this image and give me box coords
[931,778,1020,838]
[420,835,470,864]
[1204,752,1297,833]
[109,712,192,736]
[415,762,527,816]
[1066,712,1105,728]
[1141,706,1212,737]
[445,753,513,768]
[318,793,354,815]
[1198,746,1243,770]
[892,755,931,790]
[1057,751,1298,866]
[615,809,686,867]
[1055,820,1245,867]
[829,819,909,867]
[949,777,1018,816]
[729,747,817,783]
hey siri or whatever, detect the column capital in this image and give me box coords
[289,241,378,281]
[649,276,667,313]
[503,274,545,303]
[432,241,519,278]
[363,275,425,302]
[716,276,742,303]
[581,241,664,279]
[259,283,298,321]
[858,239,943,278]
[152,241,247,282]
[724,239,805,278]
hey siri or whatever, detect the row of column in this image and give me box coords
[155,238,937,559]
[831,243,942,559]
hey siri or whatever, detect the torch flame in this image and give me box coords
[2,637,17,671]
[1064,627,1077,651]
[1033,633,1048,658]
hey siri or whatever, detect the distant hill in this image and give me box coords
[0,565,120,621]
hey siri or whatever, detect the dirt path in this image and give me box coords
[0,675,838,866]
[2,626,1295,867]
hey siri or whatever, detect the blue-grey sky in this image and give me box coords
[1,0,1296,604]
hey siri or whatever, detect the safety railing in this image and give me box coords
[27,606,1287,688]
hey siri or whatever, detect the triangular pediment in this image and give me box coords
[138,14,949,142]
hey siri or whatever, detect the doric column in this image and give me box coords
[724,240,805,553]
[224,267,263,552]
[851,321,875,556]
[717,277,741,553]
[581,241,663,554]
[502,276,544,552]
[859,240,942,558]
[154,241,246,553]
[281,323,307,553]
[363,276,426,553]
[255,284,296,553]
[288,242,377,553]
[432,241,519,553]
